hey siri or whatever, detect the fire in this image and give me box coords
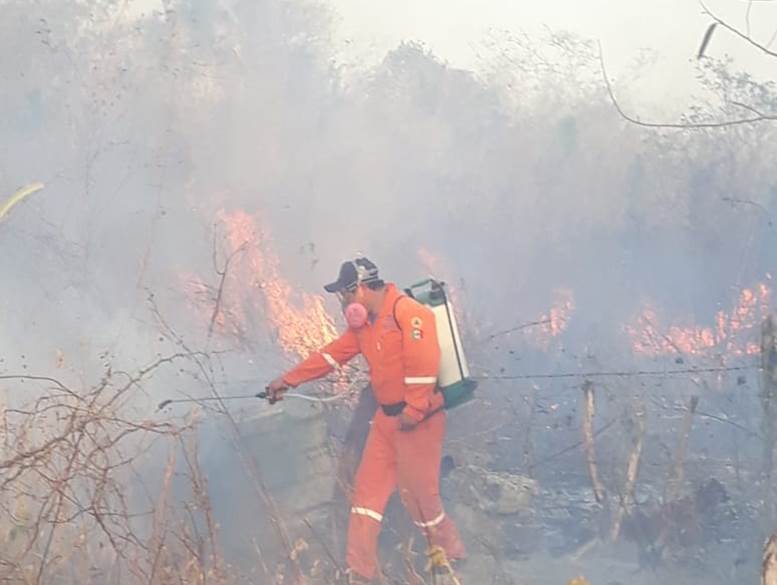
[627,281,772,357]
[540,289,575,337]
[188,209,338,359]
[220,209,337,357]
[525,288,575,349]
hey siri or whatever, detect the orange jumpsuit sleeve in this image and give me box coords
[282,329,361,388]
[395,299,442,422]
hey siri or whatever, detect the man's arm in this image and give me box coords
[396,299,442,425]
[281,328,361,388]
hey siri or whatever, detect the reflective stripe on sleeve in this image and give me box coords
[321,352,339,370]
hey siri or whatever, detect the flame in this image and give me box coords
[186,209,338,359]
[425,243,576,349]
[220,209,337,358]
[627,282,771,357]
[541,288,575,337]
[525,288,575,348]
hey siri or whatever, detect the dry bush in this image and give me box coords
[0,357,231,585]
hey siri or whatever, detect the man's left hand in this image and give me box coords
[398,412,418,431]
[266,376,289,404]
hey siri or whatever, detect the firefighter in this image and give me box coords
[267,257,466,583]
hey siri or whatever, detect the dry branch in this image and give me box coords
[610,402,646,542]
[581,381,606,503]
[700,0,777,58]
[147,294,303,583]
[207,226,248,343]
[598,41,777,128]
[0,354,233,585]
[665,395,699,503]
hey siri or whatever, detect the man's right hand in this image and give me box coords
[266,376,290,404]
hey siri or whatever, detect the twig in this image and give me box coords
[696,409,760,436]
[700,0,777,58]
[746,0,754,38]
[252,537,272,583]
[698,23,718,58]
[147,294,302,581]
[482,319,553,342]
[767,24,777,49]
[302,516,341,573]
[207,227,247,343]
[528,418,617,472]
[722,196,775,227]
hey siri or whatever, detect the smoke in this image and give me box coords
[2,0,777,580]
[3,1,776,373]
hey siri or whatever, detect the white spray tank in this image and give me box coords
[404,279,477,409]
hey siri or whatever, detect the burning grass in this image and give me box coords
[627,281,771,357]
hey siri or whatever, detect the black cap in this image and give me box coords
[324,257,380,293]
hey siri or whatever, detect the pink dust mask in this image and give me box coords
[344,302,368,329]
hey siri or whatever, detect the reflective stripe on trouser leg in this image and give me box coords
[351,506,383,523]
[347,414,399,580]
[414,511,446,528]
[395,409,467,560]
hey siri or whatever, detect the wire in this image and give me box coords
[156,364,757,411]
[474,364,757,381]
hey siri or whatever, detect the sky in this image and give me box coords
[128,0,776,113]
[325,0,777,112]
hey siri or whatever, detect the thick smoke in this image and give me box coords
[2,0,777,582]
[3,1,775,370]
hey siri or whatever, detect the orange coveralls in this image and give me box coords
[282,283,465,579]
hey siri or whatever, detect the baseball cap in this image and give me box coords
[324,257,381,293]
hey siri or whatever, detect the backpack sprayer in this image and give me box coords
[157,278,476,411]
[402,278,477,410]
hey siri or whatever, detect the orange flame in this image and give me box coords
[220,209,337,358]
[526,288,575,348]
[186,209,338,359]
[627,281,771,357]
[542,288,575,337]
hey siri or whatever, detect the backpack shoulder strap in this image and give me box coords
[392,295,408,330]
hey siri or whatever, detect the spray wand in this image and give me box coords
[157,388,347,411]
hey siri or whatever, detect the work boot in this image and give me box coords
[431,562,463,578]
[427,545,466,583]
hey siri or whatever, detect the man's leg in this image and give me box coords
[395,411,466,560]
[347,412,397,581]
